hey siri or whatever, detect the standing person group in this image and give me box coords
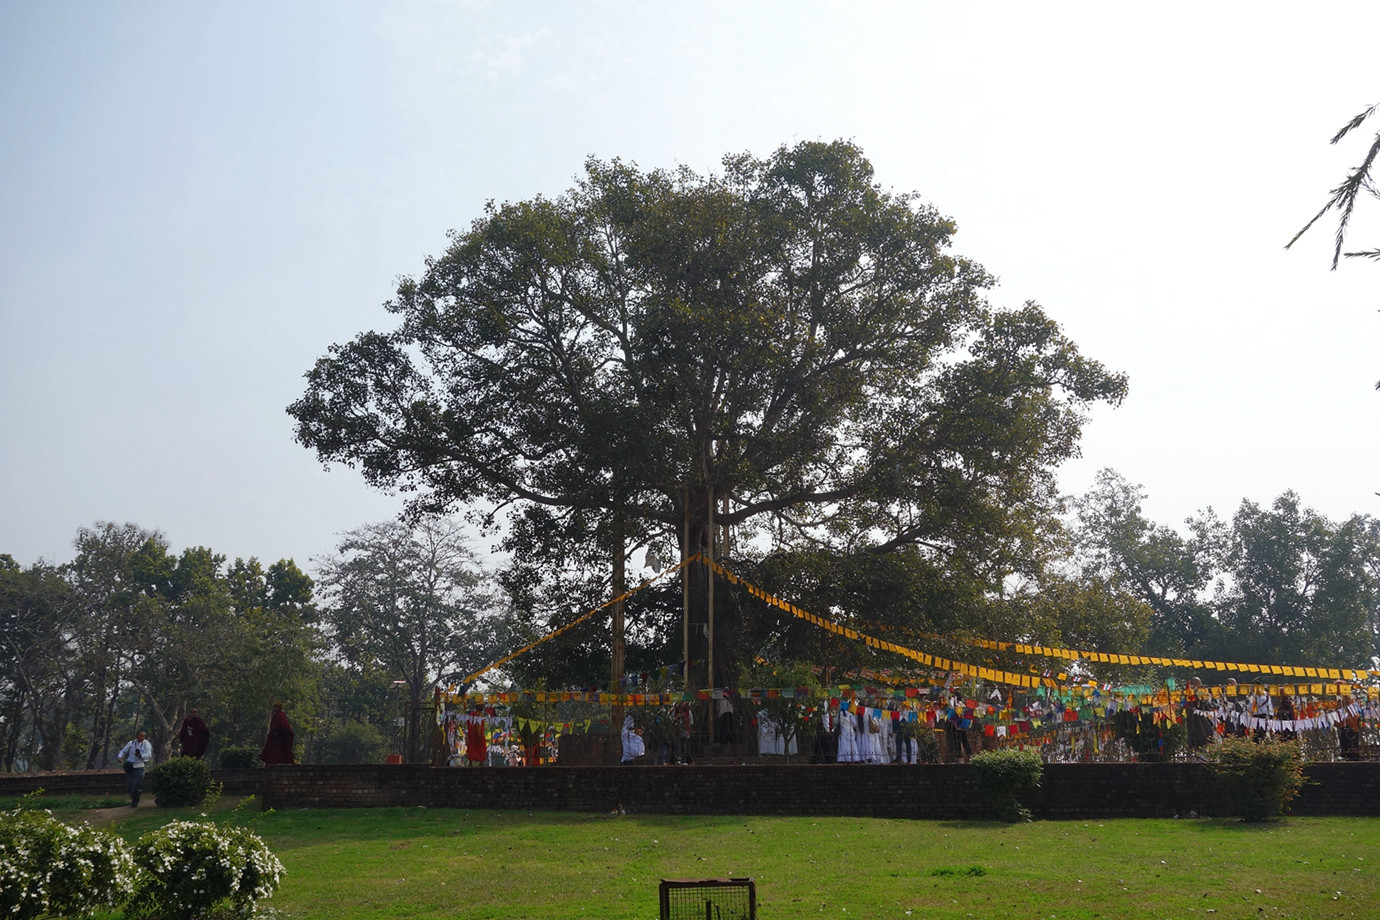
[114,702,294,801]
[260,702,296,765]
[833,705,894,763]
[117,730,153,808]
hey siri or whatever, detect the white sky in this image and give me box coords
[2,2,1377,570]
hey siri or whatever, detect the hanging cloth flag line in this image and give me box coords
[437,681,1379,708]
[702,558,1052,691]
[451,549,1376,699]
[919,628,1374,682]
[704,557,1380,692]
[455,553,703,687]
[853,616,1379,684]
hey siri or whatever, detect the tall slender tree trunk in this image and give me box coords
[87,664,124,769]
[98,674,120,767]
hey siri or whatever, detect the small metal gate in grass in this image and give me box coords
[659,878,756,920]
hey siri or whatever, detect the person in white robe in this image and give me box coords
[756,709,798,755]
[836,706,861,762]
[757,708,779,754]
[862,710,884,763]
[620,715,645,763]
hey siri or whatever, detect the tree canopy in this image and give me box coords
[0,523,327,768]
[1072,470,1380,670]
[315,518,506,761]
[288,141,1128,682]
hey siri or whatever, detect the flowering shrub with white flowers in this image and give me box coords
[127,819,285,920]
[0,803,136,919]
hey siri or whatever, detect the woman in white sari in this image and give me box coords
[836,706,861,762]
[862,710,884,763]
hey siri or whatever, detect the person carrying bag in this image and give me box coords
[116,730,153,807]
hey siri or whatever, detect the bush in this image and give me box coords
[128,820,285,920]
[218,746,259,769]
[314,721,388,764]
[971,749,1044,822]
[1111,709,1187,762]
[1209,736,1305,822]
[917,726,941,763]
[0,797,135,919]
[152,756,213,807]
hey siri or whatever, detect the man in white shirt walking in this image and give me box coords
[117,729,153,807]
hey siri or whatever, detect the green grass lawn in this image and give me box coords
[46,796,1380,920]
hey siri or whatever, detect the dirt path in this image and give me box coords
[70,794,257,828]
[76,805,137,827]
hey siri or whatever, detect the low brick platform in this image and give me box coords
[255,761,1380,819]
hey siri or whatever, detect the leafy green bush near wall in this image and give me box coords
[972,749,1044,822]
[1209,736,1305,822]
[151,756,213,807]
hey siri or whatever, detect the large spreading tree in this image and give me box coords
[289,141,1127,685]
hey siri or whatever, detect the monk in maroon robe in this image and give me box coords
[260,702,296,765]
[179,708,210,758]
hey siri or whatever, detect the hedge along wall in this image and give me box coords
[0,768,263,799]
[258,762,1380,819]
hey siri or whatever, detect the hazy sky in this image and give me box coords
[2,2,1377,571]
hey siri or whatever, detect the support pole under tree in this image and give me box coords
[707,481,715,694]
[682,486,690,693]
[430,687,442,765]
[612,517,626,693]
[611,514,626,764]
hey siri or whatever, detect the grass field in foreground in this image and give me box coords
[54,798,1380,920]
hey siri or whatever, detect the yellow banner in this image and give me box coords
[707,558,1380,687]
[455,554,700,688]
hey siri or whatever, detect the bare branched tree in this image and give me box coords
[1287,102,1380,268]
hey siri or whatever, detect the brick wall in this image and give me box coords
[258,761,1380,819]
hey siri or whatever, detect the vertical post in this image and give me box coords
[682,486,690,693]
[611,513,626,764]
[706,482,715,694]
[612,517,626,693]
[430,687,442,766]
[721,494,730,561]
